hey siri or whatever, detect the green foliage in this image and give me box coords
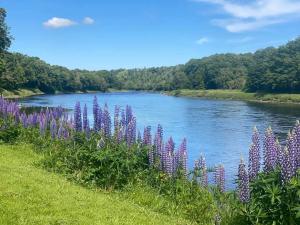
[246,39,300,93]
[4,121,219,224]
[0,117,20,143]
[0,8,12,52]
[1,5,299,95]
[237,170,300,225]
[0,144,192,225]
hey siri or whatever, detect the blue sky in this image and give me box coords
[1,0,300,70]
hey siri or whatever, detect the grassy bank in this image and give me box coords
[0,143,191,225]
[2,88,44,99]
[166,89,300,104]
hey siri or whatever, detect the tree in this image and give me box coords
[0,8,12,52]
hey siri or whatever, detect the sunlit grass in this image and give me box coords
[0,143,192,225]
[167,89,300,103]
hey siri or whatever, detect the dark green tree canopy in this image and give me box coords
[0,8,299,94]
[0,8,12,52]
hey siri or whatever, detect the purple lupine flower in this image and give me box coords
[57,123,64,139]
[125,105,133,126]
[164,138,174,175]
[143,126,154,166]
[249,131,261,181]
[178,138,188,177]
[20,113,27,128]
[143,126,152,146]
[74,102,82,132]
[97,107,103,132]
[215,164,225,193]
[286,131,297,178]
[102,104,111,137]
[93,96,99,131]
[126,117,136,147]
[63,128,70,139]
[294,121,300,169]
[199,154,208,187]
[85,119,90,139]
[39,116,46,136]
[163,137,175,175]
[114,106,120,136]
[83,104,88,132]
[237,159,250,203]
[154,125,164,169]
[50,119,57,139]
[263,127,277,172]
[279,147,293,184]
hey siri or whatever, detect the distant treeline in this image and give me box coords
[0,8,299,94]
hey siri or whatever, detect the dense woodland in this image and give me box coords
[0,8,299,94]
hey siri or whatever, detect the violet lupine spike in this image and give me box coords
[294,120,300,169]
[125,105,133,126]
[93,96,99,131]
[143,126,152,146]
[85,119,90,139]
[103,104,111,138]
[126,118,135,147]
[248,142,260,181]
[50,119,57,139]
[39,116,46,136]
[263,127,277,173]
[154,125,164,169]
[83,104,88,132]
[163,137,175,174]
[279,147,293,184]
[286,131,297,178]
[215,164,225,193]
[114,106,120,136]
[97,107,102,132]
[164,139,174,176]
[57,123,64,139]
[179,138,188,177]
[74,102,82,132]
[237,159,250,203]
[199,154,208,187]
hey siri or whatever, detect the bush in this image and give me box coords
[0,117,21,143]
[237,170,300,225]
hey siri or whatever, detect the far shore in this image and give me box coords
[164,89,300,105]
[3,88,300,105]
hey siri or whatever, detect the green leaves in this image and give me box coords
[236,170,300,225]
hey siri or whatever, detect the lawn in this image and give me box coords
[0,144,191,225]
[166,89,300,104]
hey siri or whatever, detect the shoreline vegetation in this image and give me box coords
[0,144,191,225]
[3,87,300,105]
[166,89,300,104]
[1,96,300,225]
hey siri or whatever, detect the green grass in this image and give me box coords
[0,143,192,225]
[2,88,44,98]
[166,89,300,104]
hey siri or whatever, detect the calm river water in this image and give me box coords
[19,92,300,188]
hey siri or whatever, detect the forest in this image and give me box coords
[0,8,299,94]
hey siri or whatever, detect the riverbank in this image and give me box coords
[166,89,300,104]
[2,88,130,99]
[0,143,191,225]
[2,88,44,99]
[4,88,300,105]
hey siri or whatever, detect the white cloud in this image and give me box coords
[196,37,209,44]
[83,17,95,25]
[194,0,300,32]
[43,17,76,28]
